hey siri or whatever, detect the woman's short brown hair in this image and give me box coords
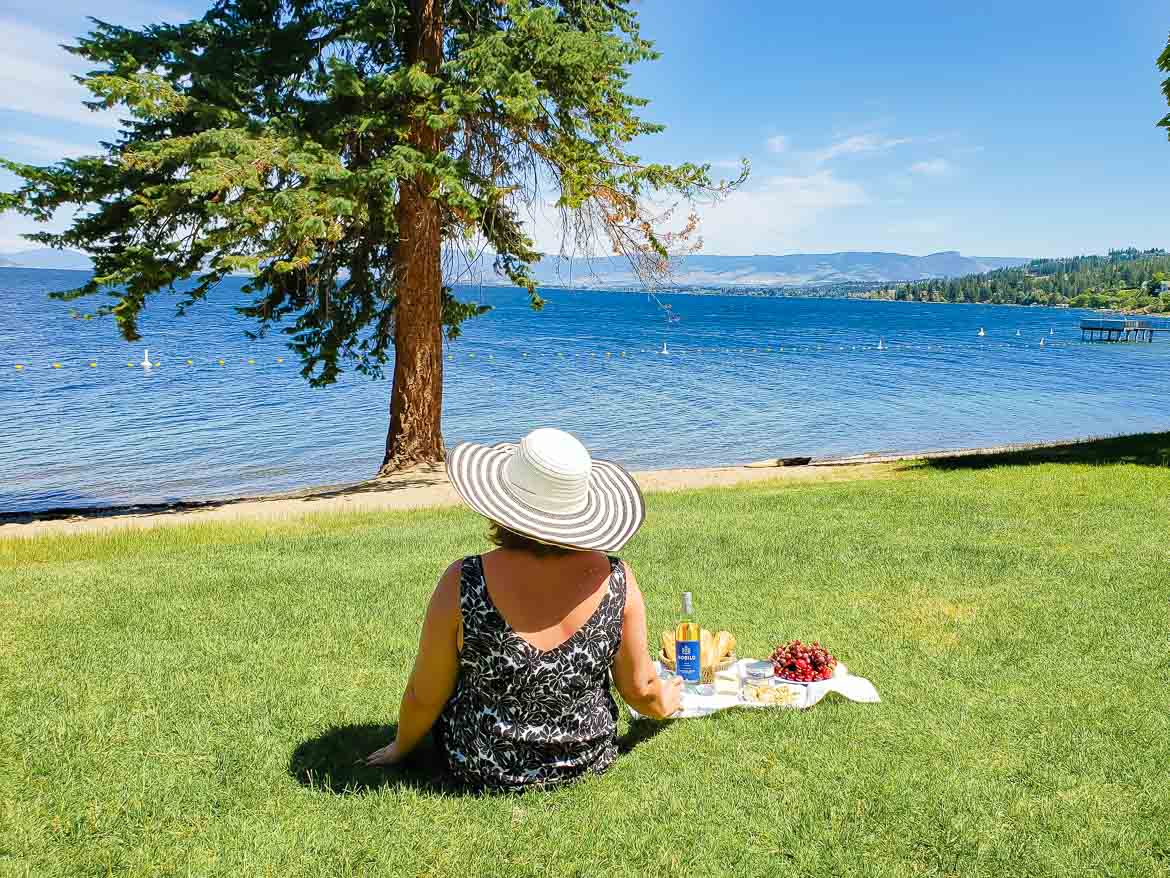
[488,521,575,556]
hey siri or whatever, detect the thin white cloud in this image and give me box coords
[518,172,866,258]
[909,158,955,177]
[0,19,121,129]
[688,171,868,254]
[813,134,912,165]
[766,134,789,154]
[759,172,867,208]
[1,2,196,30]
[709,158,745,170]
[884,217,953,240]
[0,207,77,252]
[0,132,96,161]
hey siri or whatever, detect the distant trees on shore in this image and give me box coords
[887,249,1170,313]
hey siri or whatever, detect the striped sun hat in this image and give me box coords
[447,428,646,553]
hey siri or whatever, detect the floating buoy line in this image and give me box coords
[7,335,1092,375]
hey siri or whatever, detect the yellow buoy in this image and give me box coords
[127,362,134,367]
[218,359,225,366]
[447,354,453,360]
[247,358,255,365]
[52,363,62,369]
[14,364,24,371]
[276,357,284,363]
[186,359,193,365]
[89,362,97,368]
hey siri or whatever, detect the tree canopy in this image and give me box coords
[2,0,739,382]
[2,0,741,471]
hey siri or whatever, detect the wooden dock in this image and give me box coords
[1080,319,1162,342]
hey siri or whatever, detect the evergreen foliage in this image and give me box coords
[891,249,1170,313]
[1158,30,1170,138]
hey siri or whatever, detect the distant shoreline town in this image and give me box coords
[4,246,1168,316]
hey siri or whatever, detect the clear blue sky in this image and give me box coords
[1,0,1168,258]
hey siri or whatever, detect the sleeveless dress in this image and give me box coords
[434,554,628,792]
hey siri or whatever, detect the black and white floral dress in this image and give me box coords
[434,554,627,792]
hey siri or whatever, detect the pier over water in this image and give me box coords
[1080,319,1164,342]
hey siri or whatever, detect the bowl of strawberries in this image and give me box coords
[769,639,838,684]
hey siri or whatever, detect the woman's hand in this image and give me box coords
[365,740,404,767]
[660,675,683,717]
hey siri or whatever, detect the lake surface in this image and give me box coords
[2,267,1169,513]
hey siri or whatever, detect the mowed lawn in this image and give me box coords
[2,440,1169,876]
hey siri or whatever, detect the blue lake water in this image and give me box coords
[2,267,1169,513]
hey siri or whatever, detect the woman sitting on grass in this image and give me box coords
[366,428,681,791]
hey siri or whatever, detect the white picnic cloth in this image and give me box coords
[628,659,880,719]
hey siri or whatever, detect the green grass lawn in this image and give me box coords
[2,439,1169,876]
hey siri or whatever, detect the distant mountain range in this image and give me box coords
[1,247,1029,288]
[511,251,1030,288]
[0,248,95,270]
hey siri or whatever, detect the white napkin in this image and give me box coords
[628,659,880,720]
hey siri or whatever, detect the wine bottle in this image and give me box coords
[674,592,701,684]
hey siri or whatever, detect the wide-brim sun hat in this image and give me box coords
[448,428,646,553]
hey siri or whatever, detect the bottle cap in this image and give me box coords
[681,592,693,614]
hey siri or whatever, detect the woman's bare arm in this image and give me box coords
[367,561,461,766]
[612,563,681,720]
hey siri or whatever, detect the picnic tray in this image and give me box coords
[629,659,880,720]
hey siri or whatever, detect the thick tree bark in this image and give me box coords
[381,0,446,475]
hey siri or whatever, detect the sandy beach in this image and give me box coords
[0,460,893,539]
[0,436,1111,539]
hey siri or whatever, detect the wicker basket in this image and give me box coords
[659,650,737,684]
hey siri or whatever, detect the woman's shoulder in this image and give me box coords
[441,555,473,581]
[435,556,474,603]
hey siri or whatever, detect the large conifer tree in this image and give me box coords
[1,0,737,473]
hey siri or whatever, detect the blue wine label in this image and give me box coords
[676,640,701,682]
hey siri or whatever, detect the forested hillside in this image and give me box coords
[889,249,1170,312]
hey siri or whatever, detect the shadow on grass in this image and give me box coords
[289,717,674,796]
[917,432,1170,472]
[288,723,458,796]
[618,717,674,755]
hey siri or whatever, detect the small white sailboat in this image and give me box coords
[660,341,669,355]
[877,338,887,351]
[977,327,986,337]
[1039,337,1046,348]
[1049,327,1055,335]
[1016,329,1021,337]
[140,348,152,369]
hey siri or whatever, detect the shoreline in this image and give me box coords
[0,433,1144,539]
[9,265,1168,316]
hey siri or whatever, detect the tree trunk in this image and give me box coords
[380,0,445,476]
